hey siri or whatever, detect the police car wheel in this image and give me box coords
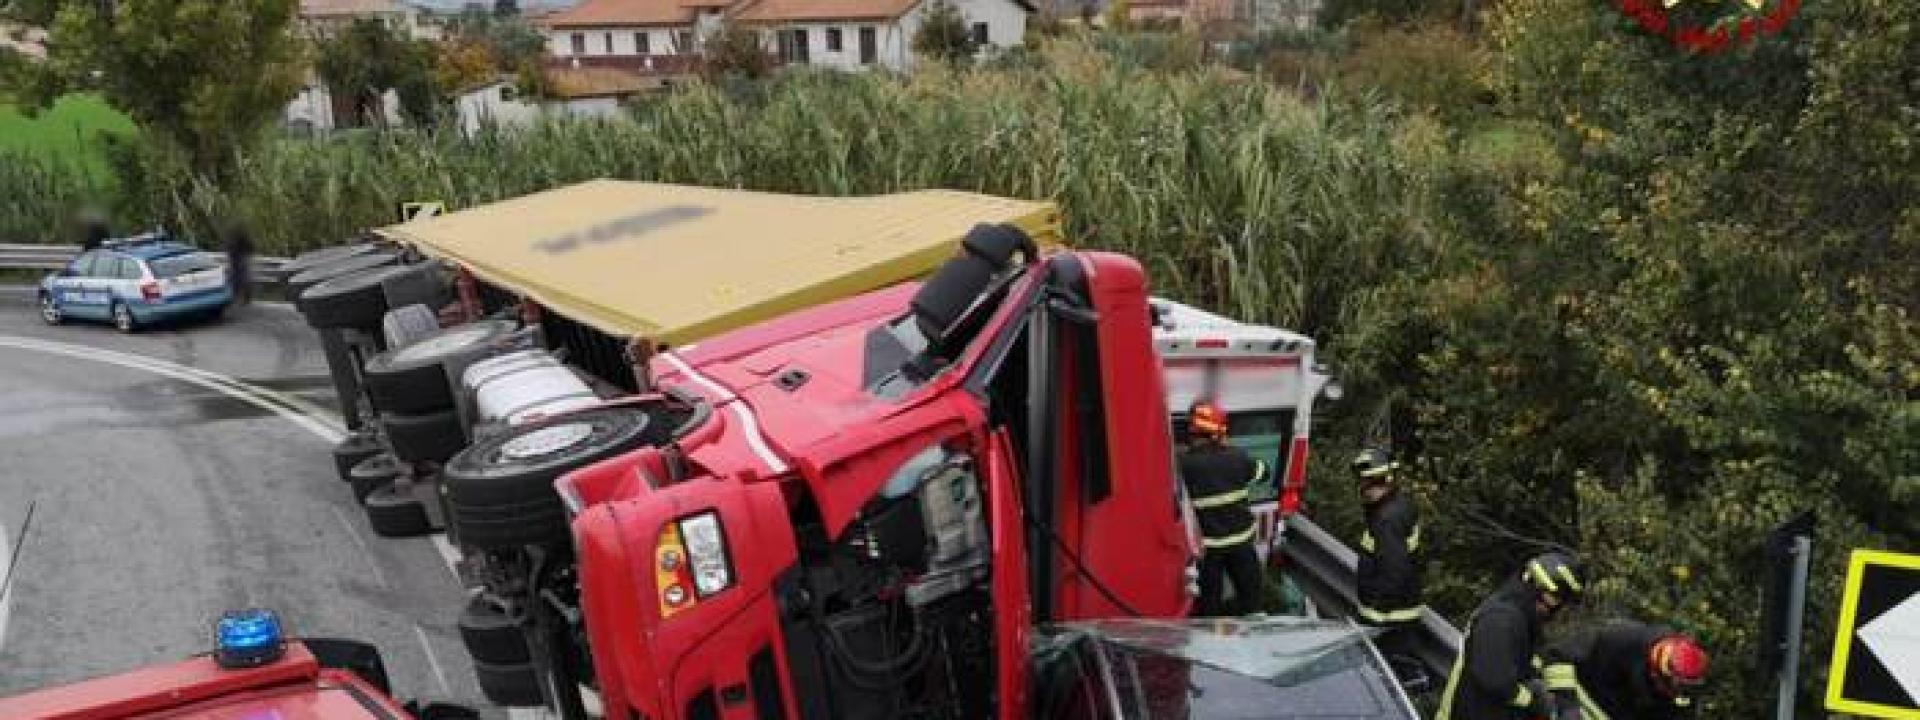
[38,293,60,325]
[363,320,518,415]
[444,408,660,551]
[112,303,137,333]
[364,481,434,538]
[382,408,467,464]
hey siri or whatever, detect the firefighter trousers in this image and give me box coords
[1196,543,1264,617]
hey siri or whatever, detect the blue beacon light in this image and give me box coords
[214,608,286,669]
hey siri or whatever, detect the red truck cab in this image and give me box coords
[553,230,1194,719]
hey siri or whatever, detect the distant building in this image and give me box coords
[453,69,668,135]
[298,0,440,39]
[537,0,1032,74]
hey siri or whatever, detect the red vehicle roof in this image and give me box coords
[0,643,411,720]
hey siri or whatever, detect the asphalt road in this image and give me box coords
[0,289,491,712]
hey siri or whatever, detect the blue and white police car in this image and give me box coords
[38,232,233,332]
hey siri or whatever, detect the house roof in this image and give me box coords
[544,67,664,99]
[299,0,410,17]
[729,0,919,22]
[541,0,698,27]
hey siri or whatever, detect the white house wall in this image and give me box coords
[548,26,694,57]
[455,83,543,136]
[754,0,1029,73]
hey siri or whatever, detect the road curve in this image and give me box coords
[0,295,492,713]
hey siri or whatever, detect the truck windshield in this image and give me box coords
[149,253,221,278]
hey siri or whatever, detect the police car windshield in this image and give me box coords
[149,253,220,278]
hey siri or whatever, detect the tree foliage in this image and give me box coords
[314,18,440,128]
[10,0,303,175]
[701,23,774,80]
[912,0,978,65]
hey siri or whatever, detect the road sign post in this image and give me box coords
[1826,548,1920,719]
[1762,512,1816,720]
[1777,534,1810,720]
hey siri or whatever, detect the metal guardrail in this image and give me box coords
[0,243,291,284]
[1282,514,1464,682]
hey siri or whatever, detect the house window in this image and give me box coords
[604,32,614,54]
[826,27,843,52]
[971,22,988,46]
[571,33,586,55]
[501,84,518,102]
[858,26,877,65]
[778,28,809,63]
[675,31,694,53]
[636,32,650,55]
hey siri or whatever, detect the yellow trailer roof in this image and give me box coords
[377,180,1062,345]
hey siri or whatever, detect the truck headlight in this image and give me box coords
[655,511,734,618]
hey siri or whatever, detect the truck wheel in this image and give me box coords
[363,320,517,414]
[301,637,393,695]
[457,597,530,665]
[364,482,434,538]
[382,303,442,348]
[332,433,384,482]
[382,409,467,464]
[279,242,382,276]
[300,264,432,331]
[444,408,656,551]
[285,252,397,299]
[348,452,403,504]
[473,660,544,707]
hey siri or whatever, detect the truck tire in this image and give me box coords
[363,320,518,414]
[457,597,530,665]
[332,433,384,482]
[473,660,543,707]
[382,303,441,348]
[364,482,434,537]
[348,452,403,503]
[302,637,393,695]
[280,242,382,276]
[300,264,433,331]
[444,408,656,550]
[286,252,397,299]
[382,409,467,464]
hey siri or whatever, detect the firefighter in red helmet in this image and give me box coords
[1179,400,1267,617]
[1543,622,1710,719]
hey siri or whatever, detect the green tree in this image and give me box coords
[11,0,304,175]
[701,23,773,80]
[912,0,978,64]
[314,18,440,128]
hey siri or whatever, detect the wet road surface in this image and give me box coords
[0,292,491,712]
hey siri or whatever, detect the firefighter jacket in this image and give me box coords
[1178,443,1264,551]
[1542,622,1695,720]
[1439,577,1548,720]
[1357,487,1424,625]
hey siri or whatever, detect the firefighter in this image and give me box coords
[1354,448,1423,627]
[1179,400,1266,617]
[1542,622,1709,720]
[1438,552,1587,720]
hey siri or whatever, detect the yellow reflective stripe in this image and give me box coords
[1558,564,1583,592]
[1436,628,1468,720]
[1191,488,1248,509]
[1407,524,1422,553]
[1528,561,1560,593]
[1542,663,1578,689]
[1251,460,1269,483]
[1356,604,1425,623]
[1202,523,1257,549]
[1359,532,1375,553]
[1358,462,1398,478]
[1574,681,1610,720]
[1511,683,1533,708]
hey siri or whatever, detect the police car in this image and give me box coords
[38,233,232,332]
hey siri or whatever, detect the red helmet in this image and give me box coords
[1189,401,1228,439]
[1649,634,1709,692]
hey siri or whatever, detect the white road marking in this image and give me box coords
[330,506,390,590]
[412,623,454,696]
[0,518,12,651]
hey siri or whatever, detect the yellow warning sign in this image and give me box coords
[1827,549,1920,719]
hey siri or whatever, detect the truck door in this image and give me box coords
[1039,253,1189,622]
